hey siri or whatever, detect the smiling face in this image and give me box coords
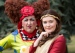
[22,15,37,33]
[42,16,57,34]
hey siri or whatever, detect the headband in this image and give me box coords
[41,14,59,20]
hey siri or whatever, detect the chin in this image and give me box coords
[46,31,53,33]
[27,31,33,33]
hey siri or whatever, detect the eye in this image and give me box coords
[49,20,53,23]
[30,18,36,21]
[24,19,28,21]
[43,21,47,24]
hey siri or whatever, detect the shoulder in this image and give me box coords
[51,34,66,48]
[49,34,66,53]
[57,34,66,40]
[54,34,66,43]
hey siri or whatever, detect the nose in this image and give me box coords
[27,20,31,25]
[46,22,50,27]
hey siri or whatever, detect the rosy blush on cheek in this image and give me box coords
[22,23,26,26]
[33,22,37,25]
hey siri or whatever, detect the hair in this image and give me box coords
[4,0,50,24]
[38,9,61,46]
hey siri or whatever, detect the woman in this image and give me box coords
[30,9,66,53]
[0,0,50,53]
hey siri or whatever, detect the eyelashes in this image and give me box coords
[24,18,36,21]
[43,20,53,24]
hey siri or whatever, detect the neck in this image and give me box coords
[21,29,37,38]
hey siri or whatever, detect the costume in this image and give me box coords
[30,35,66,53]
[0,0,50,53]
[0,30,39,53]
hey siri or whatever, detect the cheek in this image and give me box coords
[33,21,37,25]
[43,25,46,30]
[33,22,36,25]
[52,23,57,31]
[22,21,26,26]
[52,23,56,27]
[53,25,57,30]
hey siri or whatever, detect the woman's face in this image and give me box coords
[22,15,37,33]
[42,16,57,34]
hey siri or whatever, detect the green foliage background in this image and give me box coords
[0,0,75,38]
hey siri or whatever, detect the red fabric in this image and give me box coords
[29,43,37,53]
[22,29,37,38]
[37,20,41,27]
[20,6,34,21]
[29,35,66,53]
[18,6,34,29]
